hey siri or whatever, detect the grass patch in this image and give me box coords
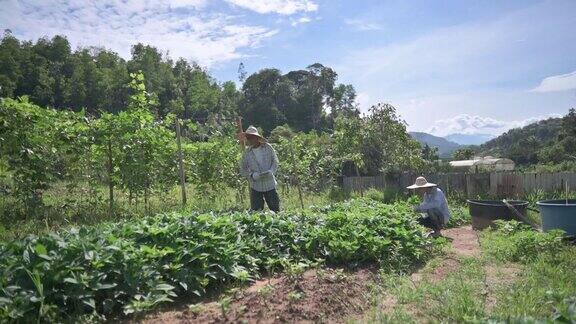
[368,220,576,323]
[481,221,576,321]
[375,256,486,323]
[490,248,576,321]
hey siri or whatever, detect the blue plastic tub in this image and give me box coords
[536,199,576,236]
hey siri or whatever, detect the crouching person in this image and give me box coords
[407,177,451,238]
[239,126,281,212]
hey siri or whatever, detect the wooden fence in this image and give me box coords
[342,172,576,198]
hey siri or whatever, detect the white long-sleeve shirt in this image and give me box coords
[239,143,279,192]
[415,187,451,225]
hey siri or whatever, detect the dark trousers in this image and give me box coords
[418,209,444,231]
[250,188,280,212]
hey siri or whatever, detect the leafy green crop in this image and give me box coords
[0,199,431,322]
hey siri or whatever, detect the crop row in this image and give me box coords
[0,199,431,322]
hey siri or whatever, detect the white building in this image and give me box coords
[449,156,515,173]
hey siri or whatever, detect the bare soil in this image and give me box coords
[136,267,376,323]
[443,226,481,257]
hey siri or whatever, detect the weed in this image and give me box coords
[287,291,303,302]
[218,296,232,320]
[188,303,205,315]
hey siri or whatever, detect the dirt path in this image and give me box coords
[409,226,480,284]
[443,225,481,257]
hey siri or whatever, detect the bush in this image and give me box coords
[363,188,403,204]
[446,205,471,228]
[328,186,351,202]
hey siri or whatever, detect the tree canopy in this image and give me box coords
[0,33,359,134]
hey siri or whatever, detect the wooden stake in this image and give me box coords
[503,199,540,231]
[236,116,246,149]
[235,117,248,207]
[355,165,363,197]
[566,181,569,205]
[175,118,187,206]
[107,139,114,217]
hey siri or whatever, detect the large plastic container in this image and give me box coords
[536,199,576,236]
[466,200,529,230]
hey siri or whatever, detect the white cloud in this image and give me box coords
[224,0,318,15]
[344,19,382,31]
[0,0,278,67]
[531,70,576,92]
[166,0,208,8]
[427,113,562,137]
[290,16,312,26]
[333,1,576,135]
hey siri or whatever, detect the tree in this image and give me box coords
[239,68,285,134]
[333,114,364,175]
[361,103,424,174]
[453,148,474,160]
[539,108,576,164]
[91,72,176,213]
[422,144,439,162]
[0,34,233,120]
[0,97,88,212]
[186,70,219,120]
[329,84,359,118]
[217,81,241,117]
[0,30,23,98]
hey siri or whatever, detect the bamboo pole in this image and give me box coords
[236,116,246,148]
[175,118,187,207]
[107,139,114,217]
[236,117,247,207]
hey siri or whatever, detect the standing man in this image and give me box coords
[239,126,281,212]
[407,176,451,238]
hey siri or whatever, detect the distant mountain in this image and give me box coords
[444,133,495,146]
[409,132,461,158]
[479,117,564,164]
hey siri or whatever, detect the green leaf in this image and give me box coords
[83,298,96,310]
[22,249,30,263]
[155,283,175,292]
[63,277,78,284]
[34,243,47,255]
[96,283,118,290]
[179,282,188,291]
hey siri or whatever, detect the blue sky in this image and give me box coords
[1,0,575,136]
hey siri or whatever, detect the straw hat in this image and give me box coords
[242,125,266,142]
[406,176,437,189]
